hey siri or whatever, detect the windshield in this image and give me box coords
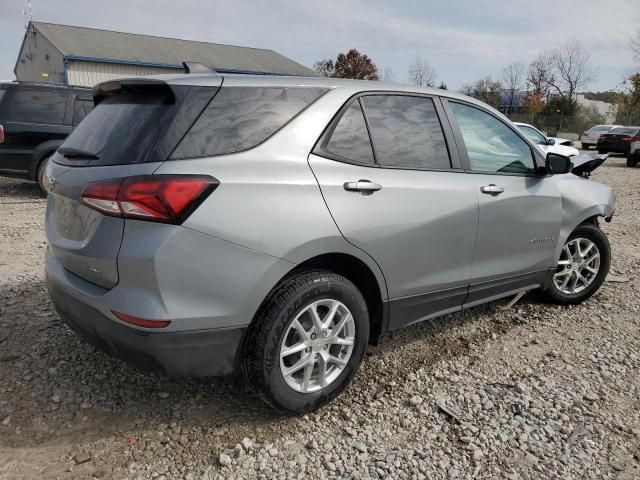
[518,125,547,145]
[60,85,174,165]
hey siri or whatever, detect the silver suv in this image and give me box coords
[44,74,614,412]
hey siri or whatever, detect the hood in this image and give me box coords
[548,136,573,146]
[571,153,608,178]
[536,143,580,157]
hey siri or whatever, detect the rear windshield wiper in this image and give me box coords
[58,147,100,160]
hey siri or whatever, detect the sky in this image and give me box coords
[0,0,638,91]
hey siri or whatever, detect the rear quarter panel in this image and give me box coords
[154,87,389,300]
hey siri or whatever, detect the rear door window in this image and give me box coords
[518,125,547,145]
[171,87,327,159]
[10,89,68,124]
[320,99,375,165]
[360,95,451,170]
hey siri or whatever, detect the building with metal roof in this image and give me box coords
[14,22,317,87]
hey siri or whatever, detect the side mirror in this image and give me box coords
[546,152,572,175]
[546,138,556,146]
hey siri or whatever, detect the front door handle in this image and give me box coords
[344,180,382,195]
[480,184,504,195]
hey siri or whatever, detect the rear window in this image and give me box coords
[322,99,375,165]
[60,85,174,165]
[11,89,68,124]
[608,127,638,135]
[171,87,327,159]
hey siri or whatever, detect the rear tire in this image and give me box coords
[597,149,606,155]
[582,144,590,150]
[627,156,639,168]
[242,269,369,413]
[542,223,610,305]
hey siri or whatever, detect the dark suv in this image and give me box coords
[0,81,93,189]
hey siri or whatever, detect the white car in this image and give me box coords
[514,122,580,157]
[581,124,622,149]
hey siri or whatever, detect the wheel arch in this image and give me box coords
[555,206,612,263]
[252,252,389,344]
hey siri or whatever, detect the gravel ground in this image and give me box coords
[1,155,639,480]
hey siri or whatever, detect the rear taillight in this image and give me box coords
[622,135,632,142]
[597,135,606,142]
[80,175,218,224]
[0,124,4,144]
[632,135,640,142]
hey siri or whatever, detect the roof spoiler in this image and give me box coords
[182,62,219,75]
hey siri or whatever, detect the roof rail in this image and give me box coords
[182,62,218,75]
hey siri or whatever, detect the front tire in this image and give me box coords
[242,270,369,413]
[542,223,610,305]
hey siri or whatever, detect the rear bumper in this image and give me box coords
[47,265,246,377]
[597,144,630,154]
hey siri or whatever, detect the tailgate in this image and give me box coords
[43,78,220,289]
[44,157,161,289]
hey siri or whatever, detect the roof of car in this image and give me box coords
[103,72,492,111]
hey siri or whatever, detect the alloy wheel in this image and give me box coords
[279,299,356,393]
[553,238,601,294]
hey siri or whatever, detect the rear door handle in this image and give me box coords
[480,184,504,195]
[344,180,382,194]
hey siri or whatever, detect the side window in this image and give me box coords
[172,87,327,159]
[11,90,68,124]
[73,97,94,125]
[519,125,546,145]
[450,102,535,174]
[360,95,450,169]
[321,99,374,165]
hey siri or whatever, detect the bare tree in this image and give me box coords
[313,59,335,77]
[547,39,595,101]
[462,76,502,108]
[382,67,396,82]
[407,56,436,87]
[527,52,554,98]
[501,62,525,113]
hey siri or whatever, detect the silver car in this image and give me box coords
[44,73,614,413]
[581,124,622,149]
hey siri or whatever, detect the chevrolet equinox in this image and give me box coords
[44,73,614,413]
